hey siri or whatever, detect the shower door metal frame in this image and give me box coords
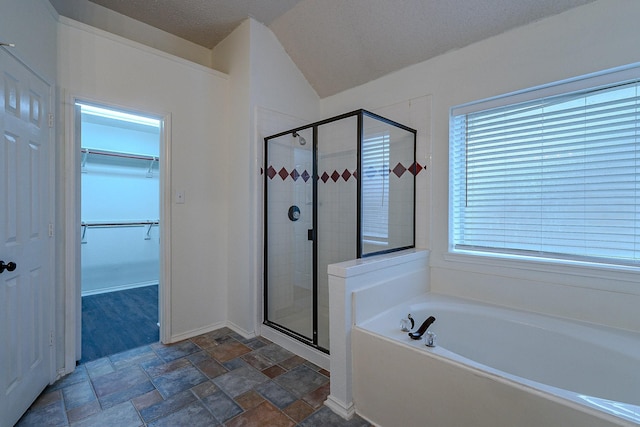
[359,110,418,257]
[263,109,417,353]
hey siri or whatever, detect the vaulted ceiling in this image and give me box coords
[50,0,596,97]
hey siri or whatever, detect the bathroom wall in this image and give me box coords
[320,0,640,332]
[58,17,231,341]
[1,0,57,84]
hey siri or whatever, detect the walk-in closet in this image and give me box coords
[79,103,161,362]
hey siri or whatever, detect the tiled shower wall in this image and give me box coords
[266,137,313,317]
[316,117,358,348]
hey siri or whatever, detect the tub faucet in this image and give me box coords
[400,314,415,332]
[409,316,436,340]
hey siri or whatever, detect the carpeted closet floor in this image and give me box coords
[81,284,159,364]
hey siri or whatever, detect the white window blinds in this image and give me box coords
[451,79,640,266]
[362,133,390,243]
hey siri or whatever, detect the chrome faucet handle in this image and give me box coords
[400,314,414,332]
[425,331,436,347]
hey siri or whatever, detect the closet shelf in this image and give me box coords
[81,220,159,244]
[81,220,159,227]
[81,148,158,177]
[81,148,158,162]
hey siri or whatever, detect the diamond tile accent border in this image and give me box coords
[266,166,277,179]
[278,167,289,180]
[408,161,423,175]
[392,162,407,178]
[266,162,426,182]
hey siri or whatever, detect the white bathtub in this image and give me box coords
[352,293,640,427]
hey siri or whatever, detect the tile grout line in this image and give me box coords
[21,329,368,427]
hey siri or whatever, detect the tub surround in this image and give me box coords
[326,249,430,419]
[352,292,640,426]
[353,329,633,427]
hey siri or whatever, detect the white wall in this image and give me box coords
[212,18,320,336]
[211,20,254,336]
[321,0,640,332]
[57,18,230,341]
[1,0,57,84]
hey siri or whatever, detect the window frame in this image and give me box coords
[449,63,640,271]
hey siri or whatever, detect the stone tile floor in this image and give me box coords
[17,328,371,426]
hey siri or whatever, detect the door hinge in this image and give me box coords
[49,330,54,347]
[48,113,54,128]
[48,223,54,237]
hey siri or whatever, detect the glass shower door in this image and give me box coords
[265,131,314,341]
[264,109,416,353]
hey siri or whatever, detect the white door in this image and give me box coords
[0,48,54,427]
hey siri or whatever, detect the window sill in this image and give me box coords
[443,250,640,296]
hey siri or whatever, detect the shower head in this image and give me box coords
[292,131,307,146]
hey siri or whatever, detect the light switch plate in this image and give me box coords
[176,190,185,204]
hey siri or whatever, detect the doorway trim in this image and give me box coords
[62,93,172,372]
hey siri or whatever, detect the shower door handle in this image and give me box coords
[308,229,315,241]
[0,260,17,273]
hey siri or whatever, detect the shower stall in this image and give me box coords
[264,110,416,353]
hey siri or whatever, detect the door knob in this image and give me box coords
[0,261,16,273]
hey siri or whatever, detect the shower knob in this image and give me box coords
[288,205,301,221]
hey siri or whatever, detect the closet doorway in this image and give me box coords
[77,102,162,363]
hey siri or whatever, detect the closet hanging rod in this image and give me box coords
[80,148,158,162]
[81,220,159,227]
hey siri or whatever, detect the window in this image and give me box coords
[362,133,390,246]
[450,68,640,267]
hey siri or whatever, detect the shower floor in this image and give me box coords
[271,286,329,349]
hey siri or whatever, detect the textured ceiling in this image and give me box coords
[87,0,303,49]
[270,0,596,97]
[51,0,597,98]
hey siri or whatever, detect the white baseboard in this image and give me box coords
[168,321,226,343]
[226,321,258,340]
[324,394,355,420]
[168,320,259,344]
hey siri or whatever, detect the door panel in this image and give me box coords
[265,132,314,341]
[0,48,53,427]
